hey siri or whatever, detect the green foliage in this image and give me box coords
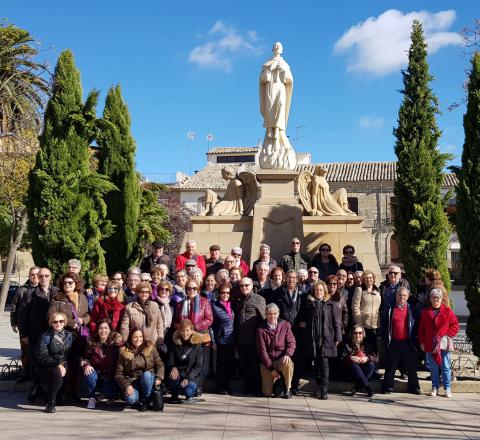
[131,182,170,264]
[393,21,451,292]
[456,53,480,356]
[97,85,140,273]
[28,50,115,280]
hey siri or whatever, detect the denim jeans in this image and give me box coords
[168,377,197,398]
[83,369,119,398]
[124,371,155,404]
[351,361,376,388]
[426,351,452,390]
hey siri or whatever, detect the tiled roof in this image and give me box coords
[174,161,458,190]
[208,147,259,154]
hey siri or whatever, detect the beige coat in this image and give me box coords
[121,301,164,344]
[352,287,381,330]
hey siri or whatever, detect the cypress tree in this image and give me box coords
[456,53,480,356]
[393,20,451,291]
[97,85,140,273]
[28,50,115,278]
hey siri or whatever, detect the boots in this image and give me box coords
[45,401,56,413]
[152,386,164,412]
[137,399,148,411]
[320,387,328,400]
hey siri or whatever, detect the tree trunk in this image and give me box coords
[0,211,27,313]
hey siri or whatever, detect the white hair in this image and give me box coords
[265,303,280,313]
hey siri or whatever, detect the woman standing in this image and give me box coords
[211,283,235,394]
[296,281,342,399]
[90,280,125,333]
[351,270,381,355]
[36,312,73,413]
[325,275,349,335]
[339,245,364,273]
[115,327,165,411]
[419,288,459,398]
[342,325,377,397]
[81,318,122,408]
[311,243,339,281]
[120,282,164,345]
[154,280,173,337]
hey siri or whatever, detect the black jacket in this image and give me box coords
[167,331,204,383]
[297,295,342,358]
[232,292,266,344]
[274,285,302,327]
[311,255,339,281]
[36,328,73,367]
[18,285,58,340]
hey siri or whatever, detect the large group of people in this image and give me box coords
[9,238,459,413]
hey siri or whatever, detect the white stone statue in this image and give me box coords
[298,166,356,216]
[204,166,258,216]
[259,42,297,170]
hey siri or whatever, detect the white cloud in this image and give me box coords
[334,9,463,77]
[358,115,384,129]
[189,20,263,72]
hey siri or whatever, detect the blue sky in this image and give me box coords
[4,1,477,178]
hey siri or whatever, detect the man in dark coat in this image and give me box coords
[280,237,311,272]
[274,270,302,326]
[17,267,58,401]
[140,241,175,278]
[232,277,266,394]
[256,303,296,399]
[379,265,410,313]
[252,261,275,304]
[205,244,224,276]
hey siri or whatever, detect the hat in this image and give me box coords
[231,246,242,255]
[152,240,164,249]
[186,259,197,267]
[210,244,220,251]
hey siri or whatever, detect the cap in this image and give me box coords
[231,246,242,255]
[186,259,197,267]
[210,245,220,251]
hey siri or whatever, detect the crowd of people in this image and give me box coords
[9,238,459,413]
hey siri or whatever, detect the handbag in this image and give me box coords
[440,335,454,351]
[70,302,90,338]
[151,384,164,412]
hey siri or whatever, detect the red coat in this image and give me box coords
[90,297,125,333]
[239,259,250,277]
[176,252,207,277]
[173,296,213,332]
[256,319,296,369]
[418,305,459,352]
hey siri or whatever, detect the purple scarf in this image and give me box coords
[221,300,233,319]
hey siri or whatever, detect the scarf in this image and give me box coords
[341,255,359,267]
[431,307,443,365]
[221,300,233,319]
[181,295,201,324]
[136,297,152,327]
[150,283,158,300]
[66,291,79,312]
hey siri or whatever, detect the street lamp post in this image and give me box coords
[187,131,195,175]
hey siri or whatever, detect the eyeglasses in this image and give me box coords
[232,253,241,257]
[220,291,231,295]
[138,290,151,294]
[327,282,337,285]
[320,248,330,252]
[186,287,198,291]
[108,287,120,292]
[239,284,251,288]
[31,273,39,277]
[308,271,318,274]
[52,320,65,324]
[291,241,300,244]
[38,274,50,278]
[389,272,400,275]
[158,287,170,292]
[112,277,122,281]
[353,331,363,335]
[347,277,354,281]
[63,281,74,285]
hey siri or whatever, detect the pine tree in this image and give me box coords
[393,20,451,291]
[28,50,115,278]
[456,53,480,356]
[97,85,140,273]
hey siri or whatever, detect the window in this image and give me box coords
[390,196,397,223]
[347,197,358,214]
[390,236,399,262]
[216,155,256,163]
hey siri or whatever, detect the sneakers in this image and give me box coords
[445,389,452,398]
[87,397,96,409]
[430,388,437,397]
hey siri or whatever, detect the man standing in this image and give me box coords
[10,266,40,381]
[205,244,224,276]
[140,240,174,276]
[232,277,266,395]
[231,247,249,276]
[251,243,277,279]
[280,237,311,272]
[304,267,319,294]
[175,240,207,277]
[275,270,302,326]
[257,303,296,398]
[253,262,275,304]
[124,271,141,303]
[381,287,420,394]
[17,267,58,401]
[379,265,410,312]
[67,258,82,274]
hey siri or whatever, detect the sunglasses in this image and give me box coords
[52,320,65,324]
[158,287,170,292]
[63,281,74,285]
[108,287,120,292]
[186,287,198,291]
[239,284,251,288]
[220,291,231,295]
[38,274,50,278]
[327,282,337,285]
[138,290,151,294]
[308,271,318,274]
[389,272,400,275]
[291,241,300,244]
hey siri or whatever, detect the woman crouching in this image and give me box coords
[167,319,209,403]
[115,327,165,411]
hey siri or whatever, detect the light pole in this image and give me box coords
[187,131,195,175]
[207,133,214,153]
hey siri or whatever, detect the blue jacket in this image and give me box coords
[211,300,234,345]
[381,302,419,350]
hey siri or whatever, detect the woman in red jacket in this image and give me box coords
[173,279,213,395]
[90,280,125,333]
[419,288,459,398]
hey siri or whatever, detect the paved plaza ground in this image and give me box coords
[1,313,480,439]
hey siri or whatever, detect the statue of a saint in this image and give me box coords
[298,166,356,216]
[204,167,257,216]
[258,42,296,170]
